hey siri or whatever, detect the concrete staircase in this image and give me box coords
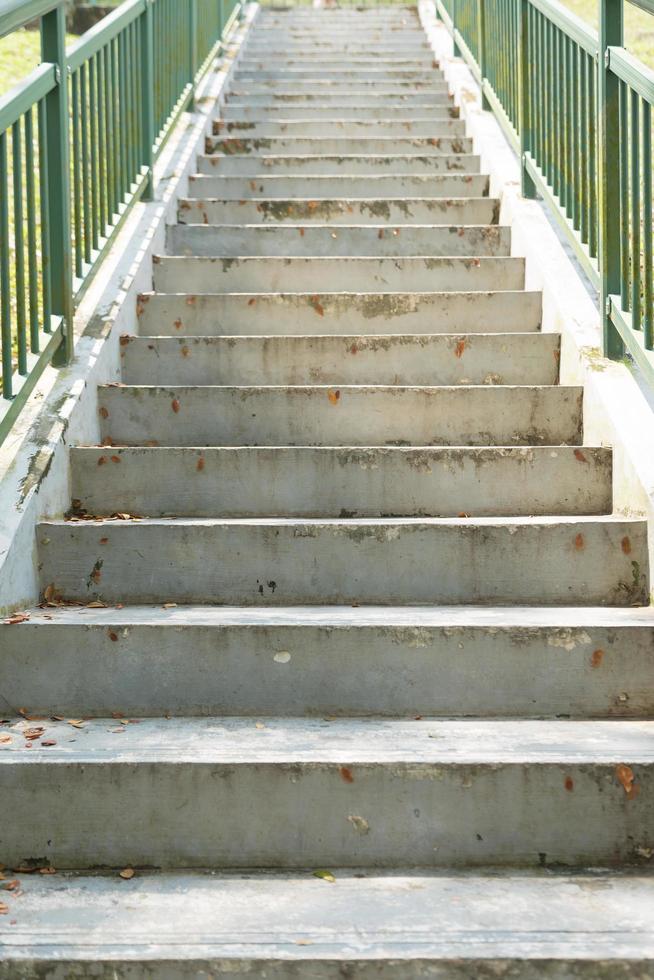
[1,4,654,975]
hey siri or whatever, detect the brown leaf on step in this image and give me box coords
[295,939,314,945]
[616,763,639,799]
[2,880,19,891]
[196,458,205,472]
[0,735,12,745]
[328,390,340,405]
[110,727,125,733]
[87,601,108,608]
[99,538,109,545]
[163,602,177,609]
[39,867,56,875]
[171,399,181,413]
[119,867,135,880]
[0,903,8,915]
[99,407,109,419]
[378,229,384,239]
[574,449,587,462]
[247,298,256,306]
[23,727,45,740]
[67,719,86,729]
[108,631,119,642]
[3,613,30,625]
[41,740,57,747]
[454,339,466,358]
[339,766,354,784]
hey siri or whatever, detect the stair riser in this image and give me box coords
[187,174,486,199]
[178,198,495,224]
[2,758,652,867]
[232,72,448,82]
[38,518,648,606]
[236,61,439,71]
[98,384,579,448]
[121,334,557,387]
[212,120,467,137]
[152,257,523,293]
[71,446,609,519]
[3,619,647,717]
[226,83,451,94]
[195,156,481,176]
[206,137,473,154]
[243,45,433,54]
[136,291,542,337]
[166,225,510,259]
[223,91,451,102]
[219,106,457,120]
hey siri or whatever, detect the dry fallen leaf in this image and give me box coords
[119,867,135,880]
[3,613,30,625]
[38,867,56,876]
[313,869,336,883]
[1,880,19,891]
[67,719,86,729]
[23,727,45,741]
[0,903,8,915]
[0,735,12,745]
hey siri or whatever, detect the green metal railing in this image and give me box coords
[438,0,654,382]
[0,0,240,444]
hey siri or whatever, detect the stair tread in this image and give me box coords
[3,715,654,762]
[13,603,654,627]
[2,868,654,964]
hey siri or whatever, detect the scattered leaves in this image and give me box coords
[3,613,30,625]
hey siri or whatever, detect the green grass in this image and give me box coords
[0,28,76,99]
[564,0,654,68]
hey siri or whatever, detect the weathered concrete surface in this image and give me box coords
[36,516,647,605]
[166,223,510,258]
[196,153,480,175]
[2,869,654,978]
[178,197,496,224]
[96,384,582,447]
[152,256,523,293]
[219,105,457,120]
[70,445,609,518]
[0,717,653,866]
[206,135,473,153]
[188,171,484,197]
[6,604,654,717]
[120,333,558,386]
[136,290,542,336]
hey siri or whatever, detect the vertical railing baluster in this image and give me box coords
[41,4,73,362]
[599,0,625,358]
[519,0,535,197]
[12,120,27,375]
[24,109,39,354]
[141,0,155,200]
[0,131,11,398]
[630,90,641,331]
[644,102,653,350]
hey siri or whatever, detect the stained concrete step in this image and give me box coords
[1,716,653,866]
[236,60,439,72]
[38,516,647,605]
[136,290,542,336]
[11,604,654,717]
[232,72,449,83]
[196,155,481,176]
[2,869,653,978]
[244,43,433,52]
[219,105,458,121]
[213,119,467,137]
[178,198,496,225]
[152,256,522,293]
[96,384,580,447]
[120,333,557,387]
[206,136,474,154]
[70,445,609,519]
[225,82,452,95]
[166,224,510,258]
[187,173,487,200]
[223,89,451,101]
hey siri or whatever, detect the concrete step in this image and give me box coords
[96,383,581,448]
[187,173,487,200]
[40,514,646,605]
[244,43,433,52]
[166,224,510,258]
[120,333,557,387]
[219,105,458,120]
[71,444,610,519]
[206,136,474,154]
[136,290,542,336]
[212,119,467,137]
[2,869,653,978]
[232,71,449,83]
[178,197,496,225]
[225,81,452,94]
[195,155,480,176]
[225,86,447,99]
[2,716,653,866]
[151,256,523,293]
[236,59,439,70]
[12,604,654,718]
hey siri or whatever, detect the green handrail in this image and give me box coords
[0,0,240,445]
[438,0,654,383]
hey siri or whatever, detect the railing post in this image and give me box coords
[452,0,462,57]
[519,0,536,197]
[477,0,490,109]
[189,0,198,110]
[40,3,73,364]
[141,0,155,201]
[599,0,624,358]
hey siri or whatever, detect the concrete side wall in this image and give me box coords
[419,0,654,601]
[0,6,255,615]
